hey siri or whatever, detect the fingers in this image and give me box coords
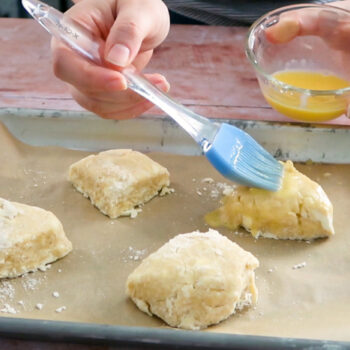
[265,9,319,44]
[329,1,350,11]
[128,50,153,72]
[105,0,169,67]
[51,0,171,120]
[63,0,116,39]
[52,36,154,92]
[51,38,127,93]
[68,73,170,120]
[146,73,170,92]
[266,3,350,46]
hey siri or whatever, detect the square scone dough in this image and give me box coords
[68,149,170,219]
[126,229,259,330]
[0,198,72,278]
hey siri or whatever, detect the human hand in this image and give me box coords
[265,1,350,52]
[51,0,170,119]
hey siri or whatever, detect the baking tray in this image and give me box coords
[1,107,350,162]
[0,107,349,349]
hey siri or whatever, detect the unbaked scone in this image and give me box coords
[206,161,334,240]
[68,149,170,219]
[0,198,72,278]
[126,229,259,330]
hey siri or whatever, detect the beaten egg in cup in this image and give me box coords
[246,4,350,122]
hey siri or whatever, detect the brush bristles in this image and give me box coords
[233,137,283,191]
[205,123,284,191]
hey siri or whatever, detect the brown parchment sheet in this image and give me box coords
[0,121,349,342]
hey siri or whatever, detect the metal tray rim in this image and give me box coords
[2,107,350,163]
[0,316,348,349]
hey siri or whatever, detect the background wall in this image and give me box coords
[0,0,72,18]
[0,0,196,24]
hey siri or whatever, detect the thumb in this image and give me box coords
[104,0,169,67]
[265,7,321,44]
[265,16,300,44]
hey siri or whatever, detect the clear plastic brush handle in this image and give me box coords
[22,0,219,146]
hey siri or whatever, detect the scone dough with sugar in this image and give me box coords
[69,149,170,219]
[206,161,334,240]
[0,198,72,278]
[126,229,259,330]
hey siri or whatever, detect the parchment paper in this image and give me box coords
[0,122,349,341]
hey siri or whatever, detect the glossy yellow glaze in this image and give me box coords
[205,161,334,240]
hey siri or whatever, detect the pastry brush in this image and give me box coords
[22,0,283,191]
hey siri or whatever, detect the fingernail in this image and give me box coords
[107,78,127,91]
[155,80,170,92]
[106,44,130,67]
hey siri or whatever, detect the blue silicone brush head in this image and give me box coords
[204,123,283,191]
